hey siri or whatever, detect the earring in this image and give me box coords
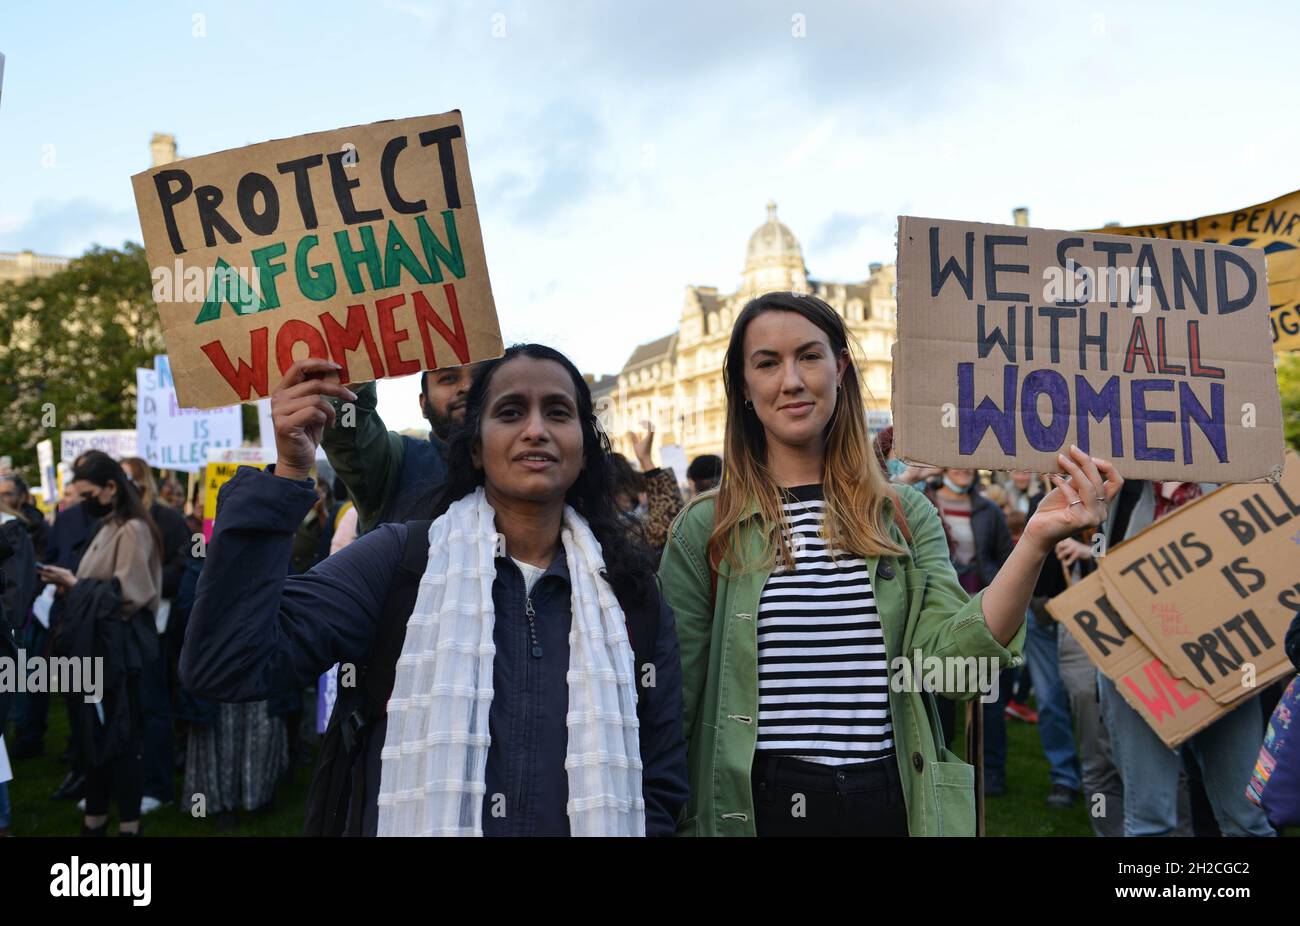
[744,399,753,410]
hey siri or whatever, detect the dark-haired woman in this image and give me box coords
[181,346,687,835]
[659,292,1122,836]
[39,451,162,836]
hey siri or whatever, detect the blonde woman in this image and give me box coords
[659,292,1121,836]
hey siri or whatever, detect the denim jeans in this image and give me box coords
[1099,674,1275,837]
[1023,610,1082,791]
[0,779,10,830]
[982,669,1013,786]
[1057,632,1125,836]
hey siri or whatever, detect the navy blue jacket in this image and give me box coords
[180,467,688,836]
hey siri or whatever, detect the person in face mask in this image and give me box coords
[38,451,163,835]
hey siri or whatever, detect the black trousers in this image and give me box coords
[752,754,909,837]
[84,674,144,822]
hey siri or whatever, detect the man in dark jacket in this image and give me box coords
[320,365,476,534]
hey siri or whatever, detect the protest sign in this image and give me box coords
[256,398,274,448]
[1048,580,1226,748]
[202,446,276,541]
[1095,451,1300,704]
[60,429,137,464]
[1048,451,1300,746]
[892,216,1285,483]
[659,443,689,487]
[1094,189,1300,353]
[136,355,242,472]
[36,439,56,504]
[132,111,504,409]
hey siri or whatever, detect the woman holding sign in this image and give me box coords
[658,291,1123,836]
[180,345,687,836]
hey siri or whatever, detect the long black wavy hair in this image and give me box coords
[429,344,657,607]
[71,450,164,566]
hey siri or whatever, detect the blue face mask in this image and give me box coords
[886,458,907,478]
[942,475,972,495]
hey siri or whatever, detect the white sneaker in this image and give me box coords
[140,796,163,815]
[76,798,85,812]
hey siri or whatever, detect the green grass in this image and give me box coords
[6,698,1091,836]
[5,704,318,837]
[956,707,1095,837]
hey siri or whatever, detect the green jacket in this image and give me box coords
[321,381,447,534]
[657,482,1026,837]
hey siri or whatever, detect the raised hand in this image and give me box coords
[271,358,357,481]
[629,420,656,470]
[1023,445,1123,553]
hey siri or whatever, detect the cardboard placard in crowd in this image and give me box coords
[1094,189,1300,353]
[1048,580,1226,748]
[60,429,137,465]
[136,355,242,472]
[36,439,56,505]
[892,216,1285,483]
[132,111,504,409]
[1048,451,1300,746]
[1095,451,1300,705]
[201,447,276,541]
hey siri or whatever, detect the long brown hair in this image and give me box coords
[711,291,904,572]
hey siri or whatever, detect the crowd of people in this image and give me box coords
[1,289,1297,837]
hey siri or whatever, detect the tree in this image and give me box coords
[0,244,163,478]
[1278,351,1300,452]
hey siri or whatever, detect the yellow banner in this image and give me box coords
[1093,189,1300,352]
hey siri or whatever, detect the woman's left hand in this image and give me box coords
[38,564,78,593]
[1022,445,1123,553]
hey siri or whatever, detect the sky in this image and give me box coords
[3,0,1298,432]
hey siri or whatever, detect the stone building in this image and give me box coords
[0,249,69,284]
[601,202,898,465]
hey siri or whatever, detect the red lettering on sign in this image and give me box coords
[413,283,471,369]
[276,318,329,375]
[375,293,421,377]
[321,303,386,384]
[201,327,269,401]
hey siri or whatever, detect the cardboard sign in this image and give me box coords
[136,356,242,472]
[893,216,1285,483]
[132,111,503,409]
[1049,451,1300,746]
[60,430,137,465]
[1094,189,1300,353]
[1096,452,1300,704]
[36,439,56,505]
[1048,580,1226,747]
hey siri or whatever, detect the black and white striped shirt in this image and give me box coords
[756,485,894,765]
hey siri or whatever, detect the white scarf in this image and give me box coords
[376,487,645,836]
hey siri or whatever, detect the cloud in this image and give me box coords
[811,209,893,256]
[0,197,140,257]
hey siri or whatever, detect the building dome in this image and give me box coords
[741,201,808,294]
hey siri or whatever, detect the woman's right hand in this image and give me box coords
[271,358,357,481]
